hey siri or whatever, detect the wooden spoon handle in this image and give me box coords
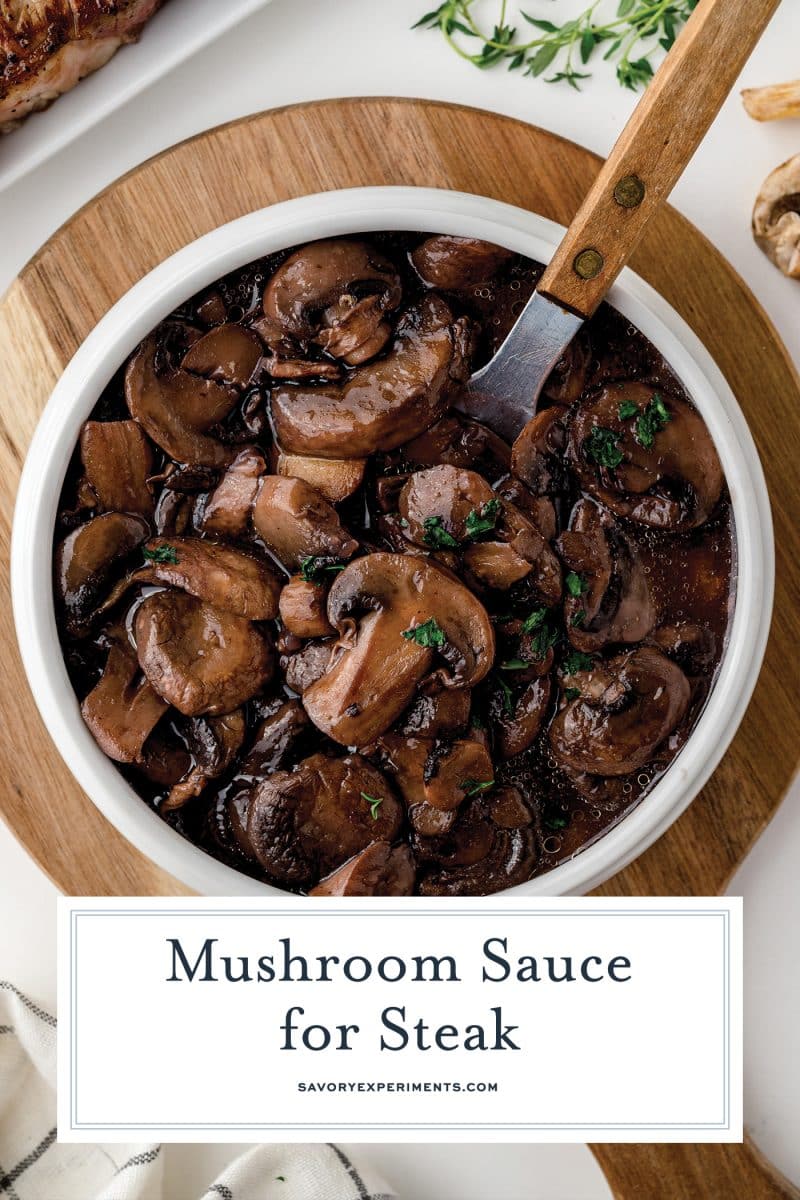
[538,0,782,319]
[591,1138,800,1199]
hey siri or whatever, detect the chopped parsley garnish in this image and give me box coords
[500,658,529,670]
[299,555,346,584]
[470,713,485,731]
[143,543,179,565]
[571,608,586,628]
[465,497,501,540]
[564,686,581,702]
[361,792,384,820]
[521,606,548,633]
[618,399,639,420]
[461,778,494,796]
[422,515,459,549]
[497,676,515,715]
[635,393,670,449]
[585,425,624,469]
[562,649,595,676]
[565,571,588,598]
[521,607,561,659]
[401,617,446,648]
[543,810,570,831]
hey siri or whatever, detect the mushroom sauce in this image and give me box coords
[54,233,735,896]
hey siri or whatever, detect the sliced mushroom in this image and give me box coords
[135,537,280,620]
[398,465,561,603]
[399,463,496,547]
[396,687,471,739]
[224,700,311,857]
[134,591,274,716]
[568,383,723,530]
[263,239,402,364]
[252,476,359,570]
[510,405,568,495]
[495,477,557,542]
[125,331,238,468]
[423,738,495,811]
[489,673,552,760]
[181,324,262,388]
[557,498,655,651]
[310,841,416,896]
[245,752,402,887]
[163,710,247,812]
[276,453,366,504]
[370,732,493,814]
[752,154,800,278]
[279,576,335,639]
[463,541,532,590]
[81,641,167,763]
[262,353,343,382]
[650,621,716,675]
[542,332,592,405]
[201,447,266,538]
[79,420,155,516]
[403,412,511,477]
[284,640,334,695]
[303,553,495,746]
[270,295,472,458]
[55,512,149,634]
[411,235,515,289]
[416,790,537,896]
[236,700,311,782]
[549,646,691,776]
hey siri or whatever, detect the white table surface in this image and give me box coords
[1,2,798,1196]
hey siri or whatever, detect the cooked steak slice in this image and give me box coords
[0,0,165,133]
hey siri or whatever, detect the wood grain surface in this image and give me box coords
[0,98,798,1198]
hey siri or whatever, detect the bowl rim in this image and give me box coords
[10,185,775,897]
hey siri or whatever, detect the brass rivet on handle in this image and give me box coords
[613,174,645,208]
[573,248,604,280]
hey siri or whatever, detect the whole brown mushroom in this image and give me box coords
[752,154,800,278]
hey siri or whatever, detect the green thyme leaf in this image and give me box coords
[361,792,384,820]
[584,426,624,469]
[543,809,570,831]
[299,555,346,584]
[422,515,460,549]
[414,1,694,92]
[564,686,581,701]
[618,399,639,419]
[401,617,447,649]
[635,393,671,449]
[143,544,179,565]
[461,778,495,796]
[465,497,501,539]
[500,658,530,670]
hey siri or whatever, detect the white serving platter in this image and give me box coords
[0,0,270,192]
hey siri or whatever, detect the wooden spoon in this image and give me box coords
[456,0,784,442]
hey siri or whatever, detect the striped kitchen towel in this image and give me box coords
[0,982,396,1200]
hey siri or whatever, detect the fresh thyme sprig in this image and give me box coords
[413,0,698,91]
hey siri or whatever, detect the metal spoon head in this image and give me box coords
[455,290,584,444]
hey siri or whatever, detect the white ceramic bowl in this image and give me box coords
[11,186,774,896]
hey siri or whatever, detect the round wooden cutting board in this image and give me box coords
[0,99,798,1198]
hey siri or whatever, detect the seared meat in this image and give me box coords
[1,0,165,133]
